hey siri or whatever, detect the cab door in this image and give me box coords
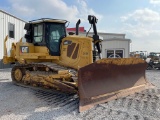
[45,23,66,56]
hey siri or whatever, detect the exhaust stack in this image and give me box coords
[76,19,81,35]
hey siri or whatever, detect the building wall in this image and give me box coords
[102,39,131,58]
[0,10,26,69]
[78,32,125,39]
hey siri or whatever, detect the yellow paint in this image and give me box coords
[3,35,93,70]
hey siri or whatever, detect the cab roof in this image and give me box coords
[29,18,68,24]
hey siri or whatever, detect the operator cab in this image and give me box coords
[24,18,67,56]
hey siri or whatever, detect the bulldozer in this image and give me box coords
[3,15,151,112]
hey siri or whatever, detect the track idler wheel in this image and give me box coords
[11,67,25,82]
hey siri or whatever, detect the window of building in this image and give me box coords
[106,49,124,58]
[8,23,15,38]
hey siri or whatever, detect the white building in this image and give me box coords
[0,10,26,69]
[78,32,131,58]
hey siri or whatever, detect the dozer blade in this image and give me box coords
[78,58,152,112]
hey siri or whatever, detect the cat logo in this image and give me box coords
[20,46,29,53]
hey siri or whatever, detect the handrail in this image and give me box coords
[4,35,8,56]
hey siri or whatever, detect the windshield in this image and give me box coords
[49,23,66,42]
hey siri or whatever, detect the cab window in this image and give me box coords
[33,24,43,42]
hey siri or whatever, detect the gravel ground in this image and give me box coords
[0,69,160,120]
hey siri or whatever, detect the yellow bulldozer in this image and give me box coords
[3,15,151,112]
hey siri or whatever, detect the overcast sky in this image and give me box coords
[1,0,160,52]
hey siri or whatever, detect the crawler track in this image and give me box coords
[11,62,78,93]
